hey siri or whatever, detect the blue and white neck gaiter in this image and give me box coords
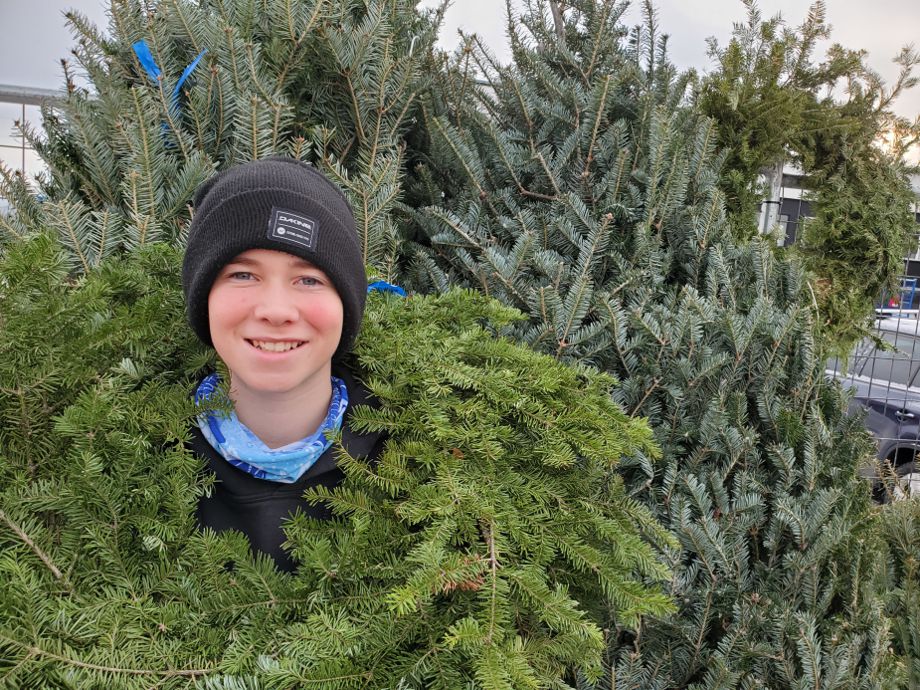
[194,373,349,483]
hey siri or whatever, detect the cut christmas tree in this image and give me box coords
[0,235,673,688]
[409,1,897,686]
[1,0,442,278]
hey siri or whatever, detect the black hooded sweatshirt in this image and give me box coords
[192,363,385,572]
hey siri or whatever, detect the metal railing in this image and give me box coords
[0,83,64,177]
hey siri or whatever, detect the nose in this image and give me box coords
[251,282,299,325]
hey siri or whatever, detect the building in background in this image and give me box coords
[759,165,920,282]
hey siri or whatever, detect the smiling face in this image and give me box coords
[207,249,344,402]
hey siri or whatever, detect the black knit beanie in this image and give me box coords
[182,157,366,359]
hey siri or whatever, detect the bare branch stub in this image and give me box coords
[549,1,566,45]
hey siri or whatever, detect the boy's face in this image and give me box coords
[207,249,343,399]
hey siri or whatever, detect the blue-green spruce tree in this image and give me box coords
[407,1,899,686]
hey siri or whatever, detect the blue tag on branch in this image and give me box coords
[367,280,407,297]
[174,49,207,100]
[131,40,207,117]
[132,40,163,83]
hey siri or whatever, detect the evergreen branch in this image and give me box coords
[521,188,557,201]
[464,36,503,126]
[490,127,556,201]
[490,126,525,193]
[687,590,714,681]
[274,0,327,88]
[272,103,283,150]
[249,96,260,158]
[145,24,185,153]
[534,288,556,344]
[244,44,278,108]
[155,80,191,161]
[610,148,629,203]
[211,64,227,154]
[189,68,210,150]
[455,37,476,128]
[483,519,499,644]
[697,192,721,251]
[0,510,69,587]
[437,52,464,125]
[130,88,157,233]
[430,118,486,199]
[224,25,243,93]
[0,648,36,683]
[630,377,661,418]
[601,300,635,379]
[391,91,416,144]
[345,68,367,145]
[366,159,402,228]
[285,0,298,40]
[0,203,25,240]
[126,172,147,246]
[0,634,215,678]
[207,597,304,615]
[368,37,396,171]
[493,42,534,135]
[338,134,356,163]
[253,570,278,609]
[290,672,376,686]
[680,519,719,586]
[484,260,529,309]
[583,75,612,179]
[167,0,203,54]
[63,110,111,208]
[583,2,613,84]
[692,120,716,185]
[56,204,92,274]
[94,208,110,267]
[533,149,561,197]
[554,208,609,356]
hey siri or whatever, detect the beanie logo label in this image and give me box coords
[267,207,317,250]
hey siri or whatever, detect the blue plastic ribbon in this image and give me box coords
[368,280,407,297]
[174,50,207,101]
[132,40,162,83]
[132,40,206,107]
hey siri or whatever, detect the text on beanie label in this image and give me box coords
[267,207,317,250]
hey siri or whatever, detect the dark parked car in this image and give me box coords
[828,315,920,500]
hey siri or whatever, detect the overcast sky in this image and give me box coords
[423,0,920,122]
[1,0,918,162]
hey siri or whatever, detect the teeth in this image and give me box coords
[250,340,303,352]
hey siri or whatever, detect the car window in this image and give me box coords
[897,330,920,388]
[847,338,878,376]
[859,331,920,388]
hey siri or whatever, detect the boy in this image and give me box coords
[181,157,384,572]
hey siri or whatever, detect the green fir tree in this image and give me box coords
[0,0,443,277]
[0,234,673,688]
[878,498,920,687]
[697,0,920,356]
[408,1,898,686]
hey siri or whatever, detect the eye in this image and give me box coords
[227,271,254,281]
[296,272,329,287]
